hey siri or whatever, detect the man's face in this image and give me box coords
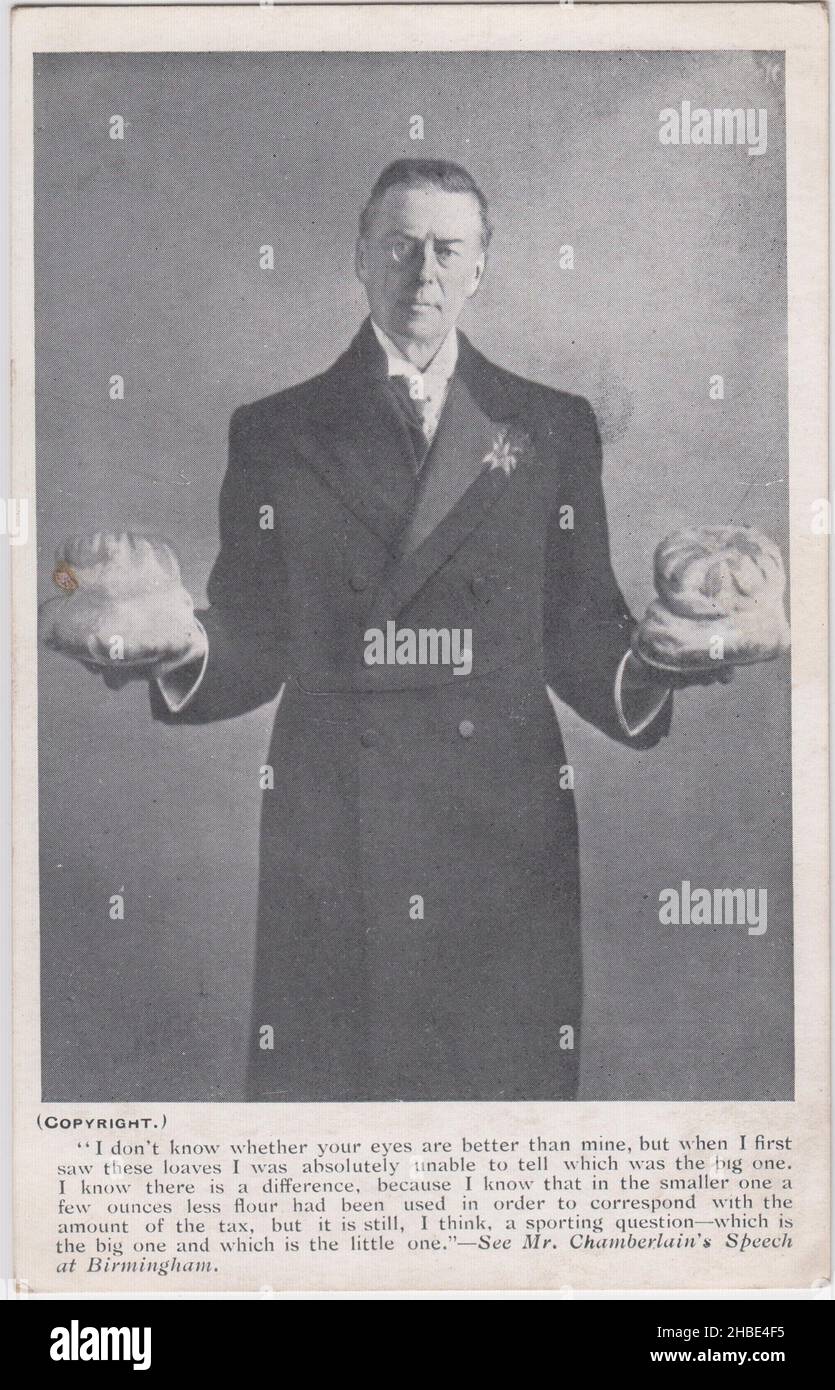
[355,185,486,356]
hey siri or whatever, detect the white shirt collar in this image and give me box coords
[370,319,459,392]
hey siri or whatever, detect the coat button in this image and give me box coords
[470,574,489,599]
[350,572,369,592]
[361,729,379,749]
[458,719,475,739]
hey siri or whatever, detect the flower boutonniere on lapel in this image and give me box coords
[483,425,532,478]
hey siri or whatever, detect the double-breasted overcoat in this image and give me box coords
[152,318,671,1101]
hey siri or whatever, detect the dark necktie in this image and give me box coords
[385,375,432,467]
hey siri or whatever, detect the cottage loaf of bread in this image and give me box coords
[39,531,199,667]
[634,525,790,670]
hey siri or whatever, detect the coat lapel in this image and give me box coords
[396,371,501,556]
[288,320,539,617]
[290,321,418,549]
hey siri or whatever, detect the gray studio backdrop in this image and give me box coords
[34,51,791,1101]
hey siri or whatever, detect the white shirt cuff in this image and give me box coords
[614,648,672,737]
[156,620,209,714]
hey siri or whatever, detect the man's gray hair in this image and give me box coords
[359,159,492,249]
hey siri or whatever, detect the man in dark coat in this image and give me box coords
[54,160,693,1102]
[148,160,680,1102]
